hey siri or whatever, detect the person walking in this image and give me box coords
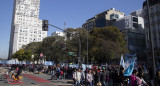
[100,68,107,86]
[136,72,149,86]
[75,68,81,86]
[80,68,85,86]
[86,69,93,86]
[73,69,77,86]
[130,69,138,86]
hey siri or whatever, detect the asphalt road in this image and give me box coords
[0,67,72,86]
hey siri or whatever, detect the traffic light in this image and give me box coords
[42,20,48,31]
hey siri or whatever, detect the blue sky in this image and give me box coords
[0,0,144,59]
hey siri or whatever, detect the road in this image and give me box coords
[0,67,72,86]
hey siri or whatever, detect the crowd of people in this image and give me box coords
[2,64,160,86]
[71,65,160,86]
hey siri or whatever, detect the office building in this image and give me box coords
[143,0,160,61]
[114,9,145,59]
[8,0,47,59]
[82,8,125,31]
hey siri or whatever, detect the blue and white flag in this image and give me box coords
[120,54,124,68]
[124,60,135,76]
[106,62,108,69]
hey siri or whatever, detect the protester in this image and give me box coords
[118,66,125,86]
[80,68,85,86]
[15,65,23,80]
[100,68,106,86]
[136,72,149,86]
[86,69,93,86]
[130,69,138,86]
[105,68,110,86]
[73,69,77,86]
[75,68,81,86]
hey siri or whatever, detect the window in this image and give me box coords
[157,15,160,22]
[152,25,156,32]
[133,17,138,22]
[156,6,159,12]
[133,23,138,28]
[151,8,154,14]
[152,16,155,22]
[154,39,157,48]
[158,24,160,32]
[110,13,119,20]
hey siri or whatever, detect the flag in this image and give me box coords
[124,60,135,76]
[120,54,124,68]
[106,62,108,69]
[101,63,103,69]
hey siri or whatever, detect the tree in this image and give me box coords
[23,50,33,62]
[11,49,33,62]
[22,42,42,62]
[64,28,89,63]
[41,36,66,64]
[89,26,128,63]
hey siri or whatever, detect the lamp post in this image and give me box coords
[146,0,156,85]
[87,30,89,65]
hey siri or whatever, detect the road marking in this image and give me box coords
[23,74,51,83]
[9,81,24,84]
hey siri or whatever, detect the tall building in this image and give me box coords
[113,9,145,59]
[8,0,47,59]
[82,8,125,31]
[143,0,160,61]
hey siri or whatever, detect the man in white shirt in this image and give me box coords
[75,68,81,86]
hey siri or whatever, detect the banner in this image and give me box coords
[120,54,124,68]
[124,60,135,76]
[44,61,54,66]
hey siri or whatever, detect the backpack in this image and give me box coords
[60,71,63,75]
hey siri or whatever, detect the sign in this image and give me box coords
[40,53,43,57]
[68,52,74,55]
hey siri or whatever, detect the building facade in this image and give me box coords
[8,0,47,59]
[51,31,65,37]
[143,0,160,62]
[143,0,160,51]
[82,8,125,31]
[113,10,145,59]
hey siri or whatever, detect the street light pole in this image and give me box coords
[47,24,81,64]
[87,30,88,65]
[146,0,156,85]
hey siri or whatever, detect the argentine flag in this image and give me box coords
[124,60,135,76]
[120,54,124,68]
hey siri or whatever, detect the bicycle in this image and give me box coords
[7,72,23,83]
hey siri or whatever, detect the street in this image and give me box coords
[0,67,72,86]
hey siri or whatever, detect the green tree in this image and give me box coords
[23,50,33,62]
[89,26,128,63]
[22,42,42,62]
[11,49,33,62]
[41,36,65,64]
[65,28,90,63]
